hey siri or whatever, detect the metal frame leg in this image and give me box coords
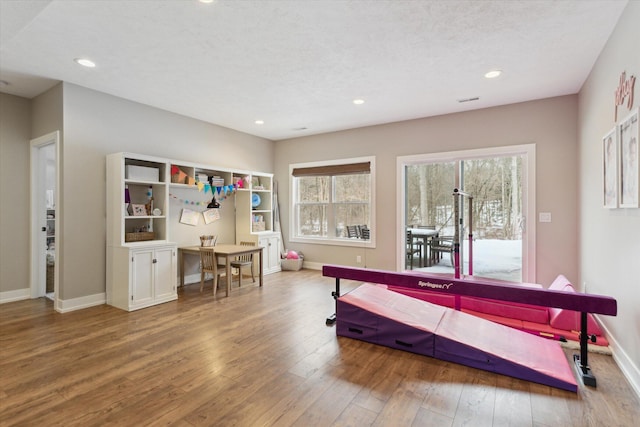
[573,311,597,387]
[326,278,341,326]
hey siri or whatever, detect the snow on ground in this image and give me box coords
[416,239,522,282]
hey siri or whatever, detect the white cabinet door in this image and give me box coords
[131,249,154,307]
[258,233,281,274]
[154,246,176,300]
[129,245,176,310]
[266,235,280,272]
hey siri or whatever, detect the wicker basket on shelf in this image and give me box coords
[125,232,155,242]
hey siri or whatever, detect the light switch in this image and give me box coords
[539,212,552,223]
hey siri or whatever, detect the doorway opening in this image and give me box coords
[30,131,60,309]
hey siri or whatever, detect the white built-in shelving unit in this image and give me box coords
[106,152,280,311]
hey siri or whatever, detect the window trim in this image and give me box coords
[397,144,536,281]
[289,156,376,248]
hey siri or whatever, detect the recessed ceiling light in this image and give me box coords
[199,0,215,3]
[255,120,264,125]
[484,70,502,79]
[353,99,365,105]
[74,58,96,68]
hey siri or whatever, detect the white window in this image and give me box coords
[290,157,375,247]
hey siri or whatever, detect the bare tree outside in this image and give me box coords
[296,174,370,238]
[406,156,522,238]
[406,155,523,281]
[462,156,523,240]
[406,162,456,231]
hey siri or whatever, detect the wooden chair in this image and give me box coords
[230,241,256,287]
[199,247,223,296]
[200,234,226,272]
[199,234,218,247]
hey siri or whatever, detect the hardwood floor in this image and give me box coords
[1,269,638,426]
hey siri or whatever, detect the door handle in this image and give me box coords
[41,227,47,232]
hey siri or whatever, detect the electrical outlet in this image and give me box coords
[356,255,362,263]
[539,212,552,223]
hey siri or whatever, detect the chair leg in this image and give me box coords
[238,268,243,287]
[213,273,217,297]
[200,271,205,292]
[251,265,255,283]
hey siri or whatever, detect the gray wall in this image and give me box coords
[578,1,639,395]
[274,95,579,287]
[58,83,274,300]
[1,83,274,302]
[0,93,31,293]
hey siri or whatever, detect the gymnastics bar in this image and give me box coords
[323,265,617,387]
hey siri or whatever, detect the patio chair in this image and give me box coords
[406,229,422,269]
[430,235,454,265]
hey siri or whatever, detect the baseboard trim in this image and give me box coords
[57,293,106,313]
[0,288,30,304]
[301,261,322,271]
[603,323,640,400]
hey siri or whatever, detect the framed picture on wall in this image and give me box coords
[619,108,639,208]
[603,126,618,208]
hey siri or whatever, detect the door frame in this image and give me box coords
[30,131,61,310]
[397,144,536,282]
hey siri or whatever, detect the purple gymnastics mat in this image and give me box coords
[337,283,577,392]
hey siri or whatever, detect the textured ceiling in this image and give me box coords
[0,0,628,140]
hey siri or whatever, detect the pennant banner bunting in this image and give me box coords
[169,180,238,210]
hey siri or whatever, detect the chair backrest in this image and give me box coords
[199,248,217,273]
[431,235,454,250]
[345,225,359,238]
[360,225,370,240]
[237,241,256,262]
[406,229,413,247]
[200,235,217,247]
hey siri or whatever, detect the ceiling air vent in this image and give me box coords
[457,97,480,103]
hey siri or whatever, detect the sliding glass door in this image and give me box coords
[399,145,535,283]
